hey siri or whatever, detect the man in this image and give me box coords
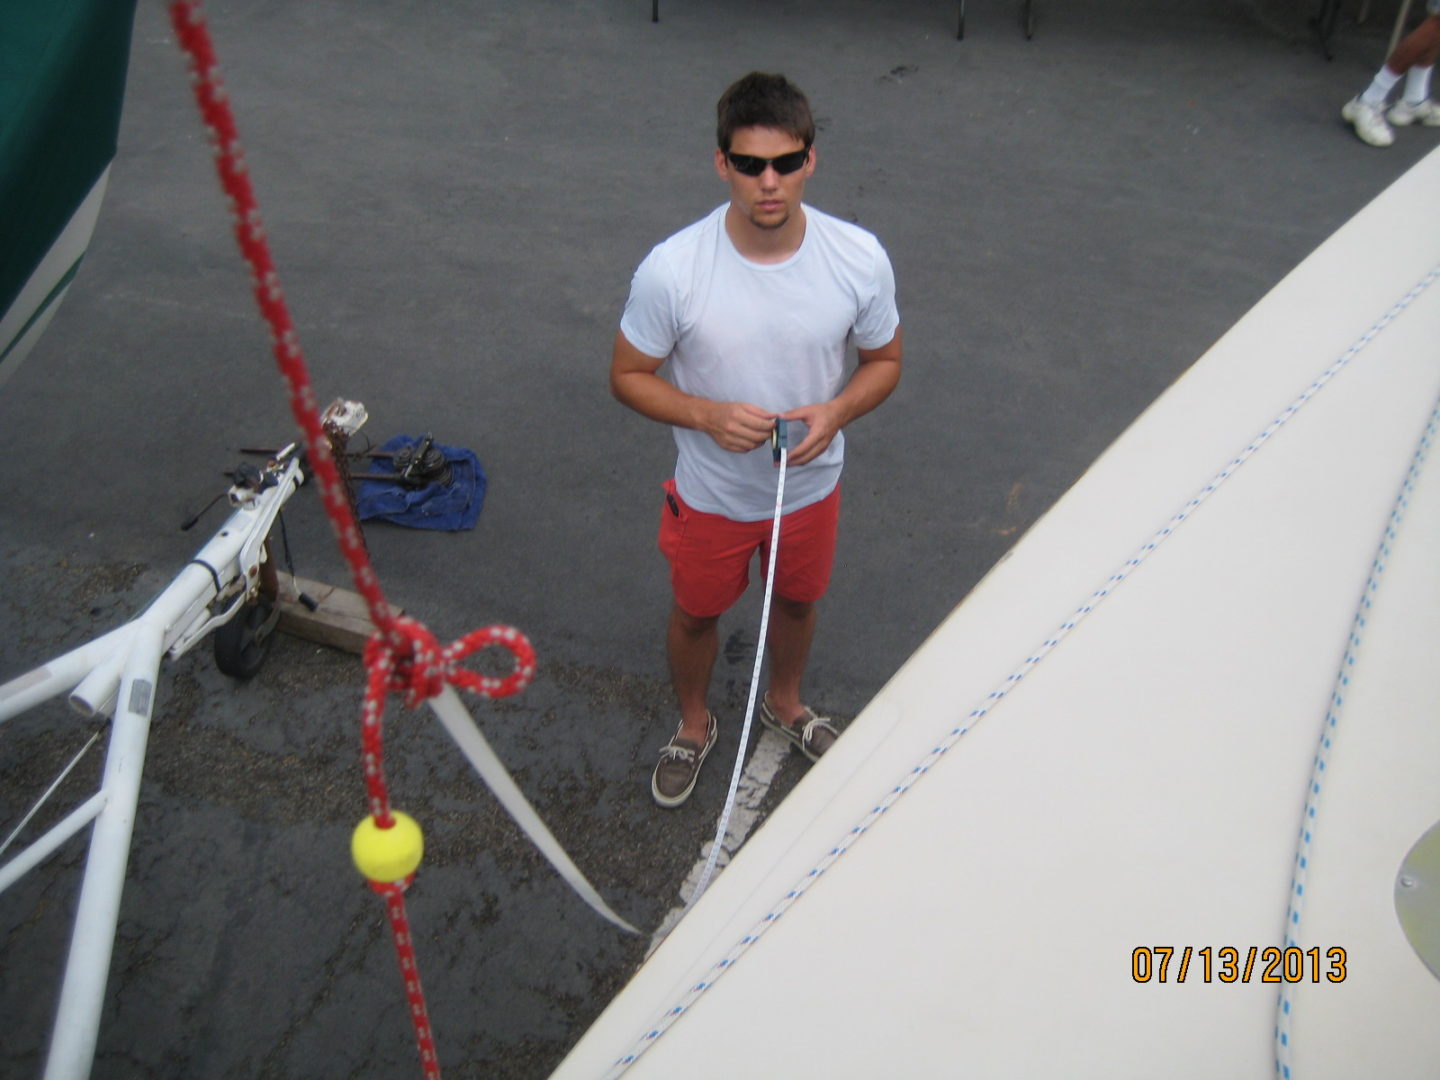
[611,72,903,808]
[1342,1,1440,147]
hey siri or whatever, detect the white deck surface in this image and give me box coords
[552,147,1440,1079]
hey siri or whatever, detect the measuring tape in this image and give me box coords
[689,419,790,906]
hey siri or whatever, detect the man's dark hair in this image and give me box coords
[716,72,816,153]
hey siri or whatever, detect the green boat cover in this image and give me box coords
[0,0,138,354]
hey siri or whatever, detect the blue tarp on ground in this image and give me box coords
[356,434,486,531]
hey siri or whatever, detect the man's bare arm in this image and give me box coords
[610,330,775,453]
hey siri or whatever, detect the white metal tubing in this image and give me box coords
[0,791,107,895]
[42,622,162,1080]
[0,729,102,862]
[68,648,129,720]
[154,545,248,661]
[0,458,300,723]
[0,625,135,724]
[0,454,302,1080]
[237,465,299,574]
[163,463,300,659]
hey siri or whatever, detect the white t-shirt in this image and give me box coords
[620,203,900,522]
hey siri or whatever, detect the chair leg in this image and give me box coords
[1310,0,1340,60]
[1388,0,1416,58]
[957,0,965,39]
[652,0,659,23]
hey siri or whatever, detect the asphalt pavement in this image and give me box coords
[1,1,1434,1076]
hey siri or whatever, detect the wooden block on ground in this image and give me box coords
[277,576,395,654]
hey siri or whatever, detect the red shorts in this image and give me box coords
[658,478,841,619]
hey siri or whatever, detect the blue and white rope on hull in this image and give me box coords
[1274,367,1440,1080]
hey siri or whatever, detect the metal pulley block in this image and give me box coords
[388,435,452,488]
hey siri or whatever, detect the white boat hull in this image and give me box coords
[553,146,1440,1079]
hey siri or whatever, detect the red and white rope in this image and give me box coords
[168,5,536,1075]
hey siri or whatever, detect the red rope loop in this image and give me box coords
[366,617,537,711]
[360,618,536,824]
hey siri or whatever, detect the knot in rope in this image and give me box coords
[365,616,536,712]
[359,617,536,828]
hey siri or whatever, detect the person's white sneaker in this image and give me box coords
[1342,97,1395,147]
[1387,98,1440,126]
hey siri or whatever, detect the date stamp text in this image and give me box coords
[1131,946,1347,984]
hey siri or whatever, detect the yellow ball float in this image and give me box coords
[351,811,424,883]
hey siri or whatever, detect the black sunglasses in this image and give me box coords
[725,148,810,177]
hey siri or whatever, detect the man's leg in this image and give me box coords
[1388,16,1440,125]
[1388,14,1440,75]
[765,595,816,726]
[761,593,838,760]
[655,601,722,808]
[1346,15,1440,144]
[668,602,720,743]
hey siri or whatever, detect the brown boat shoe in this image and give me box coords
[759,697,838,762]
[651,712,718,808]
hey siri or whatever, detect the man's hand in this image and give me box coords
[700,400,777,453]
[611,327,903,464]
[778,401,843,466]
